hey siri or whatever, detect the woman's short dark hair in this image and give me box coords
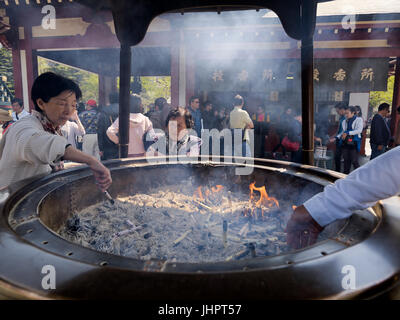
[166,107,194,129]
[31,72,82,112]
[354,105,362,117]
[129,94,142,113]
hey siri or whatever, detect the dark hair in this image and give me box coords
[166,107,194,129]
[335,102,347,110]
[354,105,362,117]
[11,98,23,106]
[293,109,302,117]
[77,102,85,114]
[155,97,167,110]
[31,72,82,113]
[129,94,142,113]
[378,103,390,112]
[189,96,200,105]
[348,106,357,114]
[397,106,400,114]
[109,92,119,104]
[233,94,244,107]
[203,101,212,107]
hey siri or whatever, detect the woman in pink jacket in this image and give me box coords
[106,94,154,157]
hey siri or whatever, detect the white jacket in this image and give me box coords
[0,115,68,188]
[336,116,363,139]
[304,146,400,226]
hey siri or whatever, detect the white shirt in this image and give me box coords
[336,116,363,139]
[0,115,68,188]
[61,121,85,149]
[12,109,30,121]
[304,146,400,227]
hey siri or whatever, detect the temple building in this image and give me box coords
[0,0,399,143]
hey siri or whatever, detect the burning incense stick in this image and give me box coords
[173,229,192,247]
[104,190,115,205]
[193,199,212,211]
[225,248,249,261]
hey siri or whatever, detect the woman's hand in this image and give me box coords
[63,146,112,192]
[88,158,112,192]
[70,109,79,121]
[52,161,65,172]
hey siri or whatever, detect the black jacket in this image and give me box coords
[97,104,119,160]
[202,110,217,130]
[370,114,390,146]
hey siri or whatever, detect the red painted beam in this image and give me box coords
[390,58,400,137]
[31,30,174,50]
[11,47,22,99]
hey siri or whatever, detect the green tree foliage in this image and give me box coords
[140,76,171,109]
[369,75,394,114]
[116,76,171,113]
[0,48,15,95]
[38,56,99,103]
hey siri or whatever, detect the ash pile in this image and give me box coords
[59,181,294,263]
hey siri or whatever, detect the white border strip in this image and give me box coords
[20,50,29,110]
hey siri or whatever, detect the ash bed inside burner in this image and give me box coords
[59,179,303,263]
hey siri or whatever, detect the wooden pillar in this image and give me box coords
[300,0,317,165]
[186,50,195,105]
[171,45,180,107]
[99,74,106,106]
[118,43,131,158]
[23,26,35,111]
[390,57,400,137]
[11,47,22,100]
[99,75,115,106]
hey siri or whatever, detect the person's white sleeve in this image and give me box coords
[106,118,119,144]
[304,146,400,226]
[336,119,345,139]
[348,117,363,136]
[16,126,69,166]
[72,121,85,136]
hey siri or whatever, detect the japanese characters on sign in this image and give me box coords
[196,58,388,93]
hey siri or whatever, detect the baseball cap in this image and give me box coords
[86,99,97,107]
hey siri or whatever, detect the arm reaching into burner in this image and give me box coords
[286,146,400,249]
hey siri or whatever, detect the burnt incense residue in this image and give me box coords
[59,181,297,263]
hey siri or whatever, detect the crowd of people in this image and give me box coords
[1,75,397,174]
[1,72,400,252]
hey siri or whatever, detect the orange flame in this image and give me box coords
[195,186,204,201]
[249,182,279,209]
[211,185,224,193]
[292,205,297,211]
[194,185,224,201]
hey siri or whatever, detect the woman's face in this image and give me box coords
[36,90,77,127]
[168,116,187,141]
[345,110,355,119]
